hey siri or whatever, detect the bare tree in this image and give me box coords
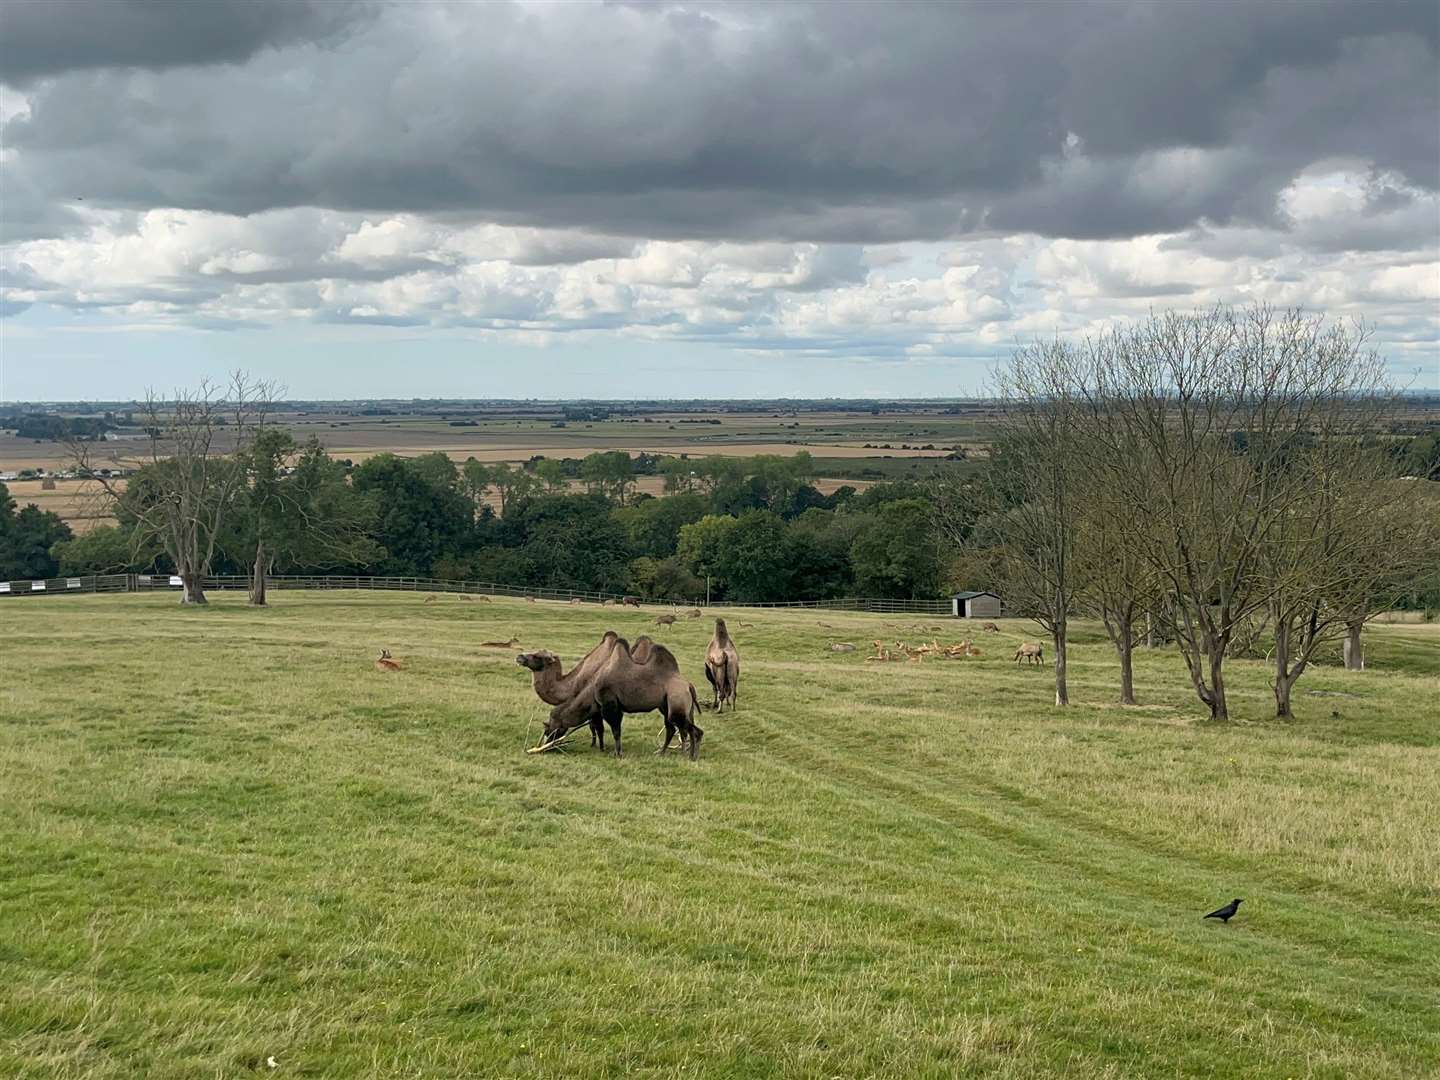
[940,340,1085,706]
[69,373,276,605]
[1081,307,1390,721]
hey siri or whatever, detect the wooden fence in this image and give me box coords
[0,573,955,615]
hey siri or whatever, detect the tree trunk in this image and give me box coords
[1145,609,1155,649]
[249,541,267,606]
[1118,634,1136,706]
[1343,620,1365,671]
[1052,625,1069,707]
[1206,646,1228,721]
[1273,617,1293,718]
[180,570,207,605]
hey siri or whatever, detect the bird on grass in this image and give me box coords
[1204,898,1243,923]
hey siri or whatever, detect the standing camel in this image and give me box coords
[517,632,625,748]
[704,618,740,712]
[535,638,703,760]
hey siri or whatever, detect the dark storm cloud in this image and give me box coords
[1,0,1436,243]
[0,0,374,85]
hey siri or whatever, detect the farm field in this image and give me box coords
[3,593,1438,1078]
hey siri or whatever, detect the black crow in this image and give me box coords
[1204,898,1243,923]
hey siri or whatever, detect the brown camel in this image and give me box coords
[704,618,740,712]
[517,632,629,749]
[374,649,403,672]
[1014,642,1044,665]
[533,637,703,760]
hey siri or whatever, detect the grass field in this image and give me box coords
[3,593,1438,1077]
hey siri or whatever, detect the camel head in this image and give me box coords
[516,649,561,674]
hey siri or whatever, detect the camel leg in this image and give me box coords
[590,717,605,751]
[686,719,704,761]
[656,718,678,754]
[603,704,623,758]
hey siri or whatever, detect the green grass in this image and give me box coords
[2,593,1438,1078]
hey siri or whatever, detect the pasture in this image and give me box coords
[2,593,1438,1078]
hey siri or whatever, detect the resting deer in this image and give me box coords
[374,649,403,672]
[480,637,521,649]
[981,622,1000,633]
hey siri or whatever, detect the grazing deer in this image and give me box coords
[474,594,491,603]
[374,649,403,672]
[424,595,437,604]
[622,595,641,608]
[527,596,537,603]
[655,613,678,628]
[569,598,583,605]
[1014,642,1044,665]
[981,622,1000,633]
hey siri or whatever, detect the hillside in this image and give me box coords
[3,593,1438,1078]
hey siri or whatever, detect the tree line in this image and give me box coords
[29,377,944,605]
[939,306,1440,722]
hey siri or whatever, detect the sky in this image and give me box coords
[1,0,1437,401]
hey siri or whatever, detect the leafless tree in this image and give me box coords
[1077,306,1391,721]
[940,340,1085,706]
[69,373,277,604]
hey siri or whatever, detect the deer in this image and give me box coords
[1014,642,1044,665]
[374,649,403,672]
[981,622,1000,633]
[479,637,521,649]
[655,613,678,628]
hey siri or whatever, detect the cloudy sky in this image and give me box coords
[1,0,1436,400]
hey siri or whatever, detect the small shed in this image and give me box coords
[952,590,1001,619]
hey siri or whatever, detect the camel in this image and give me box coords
[654,613,678,628]
[374,649,403,672]
[1014,642,1044,665]
[533,637,703,760]
[704,618,740,712]
[981,622,1000,633]
[480,637,521,649]
[517,632,629,749]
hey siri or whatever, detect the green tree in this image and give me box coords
[850,499,943,599]
[0,482,73,579]
[533,458,568,493]
[351,454,475,576]
[711,510,793,602]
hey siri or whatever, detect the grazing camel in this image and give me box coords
[654,613,678,628]
[517,632,628,749]
[374,649,403,672]
[534,637,703,760]
[704,618,740,712]
[1014,642,1044,665]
